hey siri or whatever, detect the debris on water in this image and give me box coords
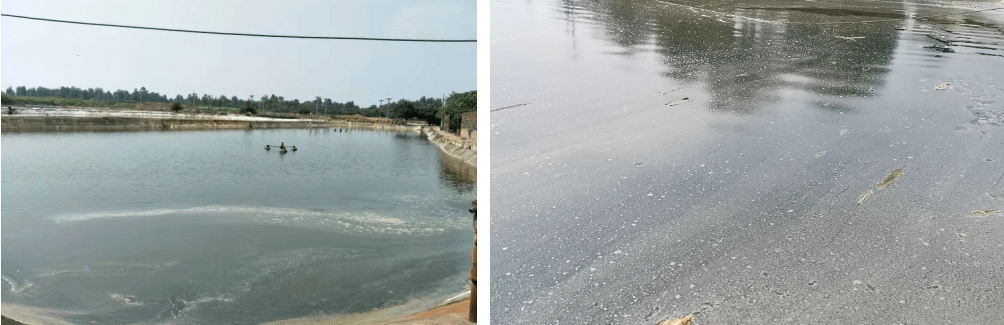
[490,103,530,112]
[857,190,873,205]
[836,36,866,41]
[876,167,905,189]
[659,88,685,95]
[831,61,838,65]
[815,150,827,158]
[657,314,695,325]
[840,129,849,136]
[957,232,966,240]
[111,293,143,306]
[935,82,952,91]
[868,86,876,92]
[969,210,999,217]
[665,98,691,106]
[634,162,645,166]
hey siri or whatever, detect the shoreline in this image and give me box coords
[1,296,473,325]
[0,107,421,132]
[258,293,472,325]
[423,126,477,181]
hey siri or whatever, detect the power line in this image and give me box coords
[0,13,477,42]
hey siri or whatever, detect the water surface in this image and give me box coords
[2,128,475,324]
[492,0,1003,323]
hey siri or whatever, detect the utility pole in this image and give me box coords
[378,98,384,116]
[315,94,319,115]
[385,95,393,119]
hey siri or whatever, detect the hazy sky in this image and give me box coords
[1,0,476,106]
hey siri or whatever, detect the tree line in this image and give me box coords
[3,85,475,127]
[3,85,369,112]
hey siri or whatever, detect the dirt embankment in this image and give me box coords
[423,126,477,181]
[1,115,334,131]
[0,111,425,133]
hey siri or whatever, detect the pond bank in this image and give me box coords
[0,107,436,132]
[0,111,420,132]
[2,298,473,325]
[0,115,336,131]
[423,126,477,182]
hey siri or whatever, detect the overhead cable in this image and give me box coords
[1,13,476,42]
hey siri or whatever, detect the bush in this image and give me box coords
[240,102,257,115]
[171,102,183,112]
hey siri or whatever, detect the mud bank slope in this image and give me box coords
[423,126,477,181]
[0,108,426,132]
[1,115,334,131]
[257,295,472,325]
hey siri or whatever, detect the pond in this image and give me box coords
[1,128,475,324]
[491,0,1003,323]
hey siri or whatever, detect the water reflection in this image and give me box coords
[552,0,1002,113]
[565,0,909,112]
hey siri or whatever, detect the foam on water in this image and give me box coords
[2,274,33,293]
[3,261,180,296]
[53,204,467,236]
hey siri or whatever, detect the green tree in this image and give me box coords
[171,102,183,112]
[241,101,257,115]
[436,90,476,133]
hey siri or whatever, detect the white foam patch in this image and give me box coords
[2,274,34,293]
[53,205,465,236]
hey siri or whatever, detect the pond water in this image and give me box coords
[1,128,475,324]
[492,0,1003,323]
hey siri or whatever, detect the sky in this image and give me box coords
[1,0,476,107]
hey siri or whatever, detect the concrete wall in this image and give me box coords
[327,120,422,133]
[461,112,476,131]
[459,111,477,142]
